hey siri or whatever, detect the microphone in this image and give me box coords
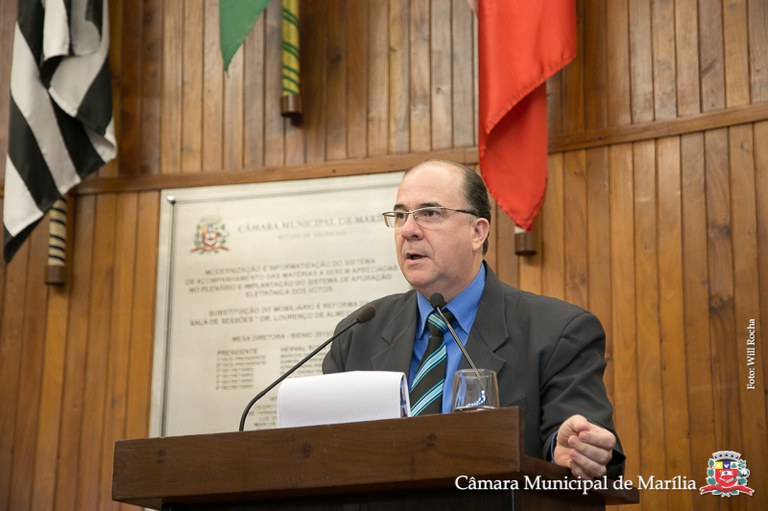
[428,293,483,376]
[238,303,376,431]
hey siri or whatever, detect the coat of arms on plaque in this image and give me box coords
[191,215,229,254]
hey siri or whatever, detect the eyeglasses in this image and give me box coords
[381,206,479,228]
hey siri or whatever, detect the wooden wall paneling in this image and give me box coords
[451,0,474,148]
[541,153,565,301]
[9,227,49,509]
[704,128,739,451]
[181,0,204,174]
[367,0,389,156]
[124,192,160,440]
[729,125,767,511]
[409,0,431,153]
[586,147,611,325]
[115,0,141,177]
[73,148,480,195]
[284,104,306,166]
[0,0,16,169]
[472,8,478,146]
[493,205,519,290]
[756,121,768,430]
[748,0,768,102]
[586,148,612,396]
[222,17,245,171]
[160,0,183,174]
[722,0,750,108]
[605,0,631,126]
[563,150,588,308]
[346,0,368,160]
[203,0,226,171]
[241,6,266,168]
[679,133,717,511]
[632,140,667,509]
[430,0,452,150]
[120,192,160,511]
[562,1,585,133]
[698,0,726,112]
[608,143,640,495]
[583,0,607,130]
[53,196,95,511]
[550,101,768,154]
[675,0,701,117]
[548,73,564,136]
[755,125,768,510]
[74,195,117,511]
[0,242,28,510]
[302,0,327,164]
[29,282,71,511]
[98,194,140,510]
[432,2,460,148]
[651,0,677,120]
[488,154,514,284]
[388,0,410,154]
[656,136,692,511]
[628,0,653,123]
[547,0,565,135]
[325,0,349,161]
[3,2,768,510]
[111,0,162,177]
[517,217,543,295]
[138,0,162,176]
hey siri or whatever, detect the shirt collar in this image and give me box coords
[415,263,486,337]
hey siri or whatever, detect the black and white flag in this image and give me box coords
[3,0,116,263]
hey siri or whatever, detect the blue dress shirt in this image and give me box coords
[408,264,486,414]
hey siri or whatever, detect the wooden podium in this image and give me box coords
[113,408,638,510]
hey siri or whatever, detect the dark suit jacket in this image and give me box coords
[322,264,625,477]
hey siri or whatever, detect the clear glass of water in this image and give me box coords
[451,368,499,412]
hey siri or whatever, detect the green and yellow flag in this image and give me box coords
[219,0,270,73]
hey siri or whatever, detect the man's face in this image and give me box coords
[393,163,488,301]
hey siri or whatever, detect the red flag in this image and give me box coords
[477,1,576,230]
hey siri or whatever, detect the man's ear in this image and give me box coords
[472,218,491,251]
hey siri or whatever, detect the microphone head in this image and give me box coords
[355,304,377,324]
[429,293,446,309]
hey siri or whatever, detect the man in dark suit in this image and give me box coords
[323,159,624,479]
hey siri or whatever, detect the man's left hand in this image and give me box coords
[553,414,615,479]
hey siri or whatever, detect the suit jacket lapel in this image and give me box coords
[460,266,514,375]
[370,292,418,375]
[367,267,518,377]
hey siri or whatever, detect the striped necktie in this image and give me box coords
[409,309,455,416]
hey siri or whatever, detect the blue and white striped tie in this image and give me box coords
[409,310,455,416]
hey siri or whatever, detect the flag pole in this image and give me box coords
[514,226,536,256]
[45,198,67,285]
[280,0,302,119]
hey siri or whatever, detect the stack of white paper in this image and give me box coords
[277,371,410,428]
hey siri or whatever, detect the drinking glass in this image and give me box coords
[451,369,499,412]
